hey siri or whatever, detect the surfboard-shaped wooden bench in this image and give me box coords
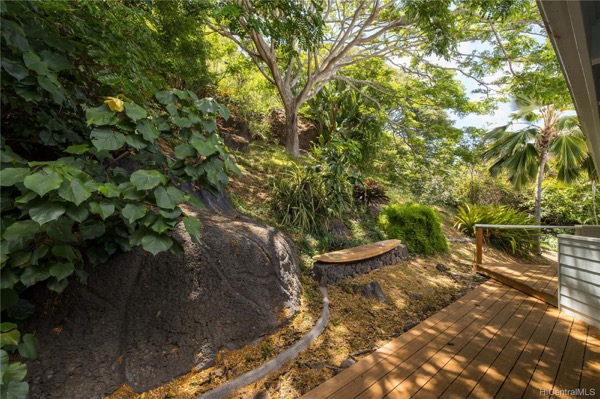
[313,239,402,263]
[312,239,408,285]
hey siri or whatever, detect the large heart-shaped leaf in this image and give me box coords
[183,216,202,243]
[58,178,92,205]
[174,144,195,159]
[0,168,30,186]
[4,379,29,399]
[121,203,148,224]
[17,334,39,359]
[2,221,39,243]
[155,90,174,104]
[49,262,74,281]
[23,170,63,197]
[2,58,29,80]
[29,202,66,225]
[0,322,20,346]
[154,186,184,210]
[124,102,147,122]
[79,220,106,240]
[86,104,117,126]
[88,201,115,220]
[90,128,126,151]
[141,233,173,256]
[46,217,76,241]
[130,170,166,190]
[136,120,159,142]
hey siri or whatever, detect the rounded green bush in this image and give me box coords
[378,203,448,256]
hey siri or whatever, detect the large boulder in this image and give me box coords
[217,114,252,151]
[25,210,301,398]
[268,109,319,151]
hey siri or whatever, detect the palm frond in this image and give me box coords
[510,94,544,121]
[504,143,539,189]
[550,133,587,164]
[556,115,580,131]
[581,155,598,183]
[483,127,536,161]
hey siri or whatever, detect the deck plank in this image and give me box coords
[380,290,532,398]
[518,312,574,399]
[332,285,515,399]
[578,326,600,398]
[301,276,599,399]
[494,306,561,398]
[466,298,548,398]
[404,293,536,399]
[302,281,504,399]
[551,319,589,396]
[473,262,558,307]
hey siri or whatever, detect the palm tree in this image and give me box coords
[483,96,589,253]
[581,155,599,224]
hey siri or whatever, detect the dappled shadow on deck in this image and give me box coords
[301,279,600,399]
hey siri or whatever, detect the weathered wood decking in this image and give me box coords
[302,279,600,398]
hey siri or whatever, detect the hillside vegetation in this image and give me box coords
[1,1,598,398]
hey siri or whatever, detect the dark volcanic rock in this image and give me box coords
[313,244,409,285]
[269,109,319,151]
[26,210,301,399]
[351,281,388,303]
[329,219,351,239]
[217,114,252,152]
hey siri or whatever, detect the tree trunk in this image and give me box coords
[284,105,300,156]
[534,155,548,255]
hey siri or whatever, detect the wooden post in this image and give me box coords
[475,227,483,270]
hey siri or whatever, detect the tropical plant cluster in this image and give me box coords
[271,138,365,232]
[454,204,535,256]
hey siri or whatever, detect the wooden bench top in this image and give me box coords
[313,239,402,263]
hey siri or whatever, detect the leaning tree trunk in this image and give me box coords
[533,155,548,255]
[284,104,300,156]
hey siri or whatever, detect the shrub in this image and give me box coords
[454,204,536,256]
[271,164,328,232]
[524,183,595,226]
[454,172,527,208]
[378,203,448,256]
[272,138,361,232]
[313,137,361,217]
[354,178,389,206]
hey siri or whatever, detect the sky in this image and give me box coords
[450,74,513,130]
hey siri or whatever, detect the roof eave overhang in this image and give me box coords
[536,0,600,171]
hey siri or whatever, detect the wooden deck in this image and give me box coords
[302,280,600,399]
[473,262,558,307]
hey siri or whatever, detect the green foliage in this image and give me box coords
[271,164,328,232]
[454,204,535,256]
[454,170,527,208]
[312,137,361,217]
[271,138,361,231]
[0,3,236,393]
[354,178,389,207]
[378,203,448,256]
[525,182,598,226]
[305,78,388,164]
[1,90,236,293]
